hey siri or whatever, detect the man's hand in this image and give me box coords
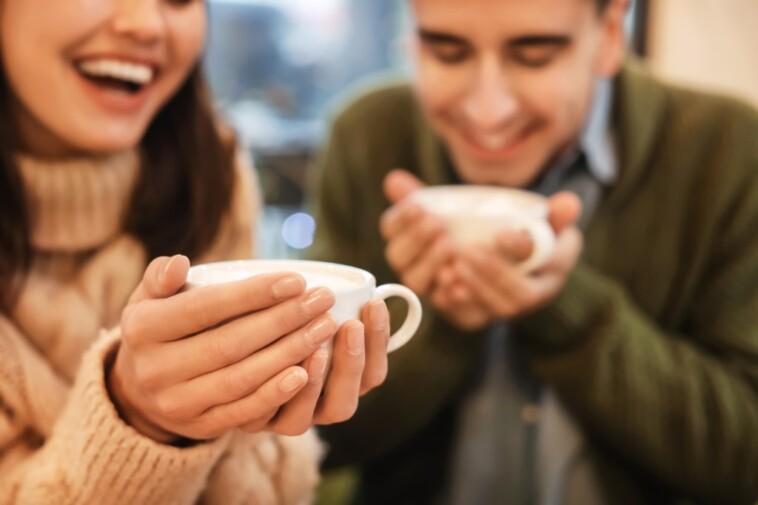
[380,170,456,296]
[450,192,584,322]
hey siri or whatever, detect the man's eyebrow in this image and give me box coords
[509,35,571,48]
[417,29,468,45]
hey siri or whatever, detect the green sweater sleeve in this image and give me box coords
[515,156,758,504]
[517,267,757,504]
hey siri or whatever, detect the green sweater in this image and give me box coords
[309,60,758,504]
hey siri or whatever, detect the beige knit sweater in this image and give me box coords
[0,149,322,504]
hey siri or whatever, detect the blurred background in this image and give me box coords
[203,0,758,260]
[204,0,407,258]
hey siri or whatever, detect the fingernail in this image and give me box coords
[272,275,305,300]
[280,369,307,392]
[303,288,335,317]
[308,350,329,383]
[305,316,337,346]
[347,324,365,356]
[370,301,388,332]
[159,255,179,283]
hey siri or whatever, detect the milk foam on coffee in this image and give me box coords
[412,185,546,218]
[190,264,362,293]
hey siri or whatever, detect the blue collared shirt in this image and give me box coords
[532,78,618,196]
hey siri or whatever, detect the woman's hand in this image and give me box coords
[109,255,340,443]
[253,298,391,436]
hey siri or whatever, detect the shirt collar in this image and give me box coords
[529,77,618,196]
[580,77,618,185]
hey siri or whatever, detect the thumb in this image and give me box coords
[548,191,582,234]
[129,254,191,304]
[383,169,425,204]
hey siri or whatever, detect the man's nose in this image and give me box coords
[112,0,166,43]
[462,57,519,132]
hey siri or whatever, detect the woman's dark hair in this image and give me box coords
[0,63,236,309]
[596,0,612,11]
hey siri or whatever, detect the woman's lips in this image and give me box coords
[75,68,153,114]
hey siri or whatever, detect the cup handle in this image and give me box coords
[515,220,555,273]
[374,284,423,353]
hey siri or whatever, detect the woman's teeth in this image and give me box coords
[78,59,154,86]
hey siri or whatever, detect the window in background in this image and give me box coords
[205,0,406,258]
[204,0,646,259]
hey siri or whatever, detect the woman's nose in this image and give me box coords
[111,0,167,43]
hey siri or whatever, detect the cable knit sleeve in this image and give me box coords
[0,323,231,504]
[0,146,322,504]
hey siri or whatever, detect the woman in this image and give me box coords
[0,0,390,503]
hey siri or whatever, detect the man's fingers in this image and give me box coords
[457,246,533,318]
[379,200,425,240]
[383,169,425,204]
[494,229,534,263]
[129,255,191,304]
[533,226,584,292]
[548,191,582,234]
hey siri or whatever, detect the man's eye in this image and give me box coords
[511,45,562,68]
[428,44,470,64]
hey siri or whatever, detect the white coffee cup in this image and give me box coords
[410,185,555,272]
[186,259,422,352]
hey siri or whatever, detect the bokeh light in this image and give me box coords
[281,212,316,249]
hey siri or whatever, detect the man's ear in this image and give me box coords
[597,0,630,77]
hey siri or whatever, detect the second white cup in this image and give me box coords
[410,185,555,272]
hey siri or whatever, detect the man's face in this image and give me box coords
[410,0,626,187]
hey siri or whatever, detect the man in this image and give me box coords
[309,0,758,503]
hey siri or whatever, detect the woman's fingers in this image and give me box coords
[135,288,337,384]
[263,348,330,436]
[314,322,366,425]
[197,366,309,438]
[155,314,338,418]
[123,276,324,345]
[128,254,191,304]
[238,408,279,435]
[360,300,389,395]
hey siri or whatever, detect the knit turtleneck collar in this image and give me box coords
[16,150,140,253]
